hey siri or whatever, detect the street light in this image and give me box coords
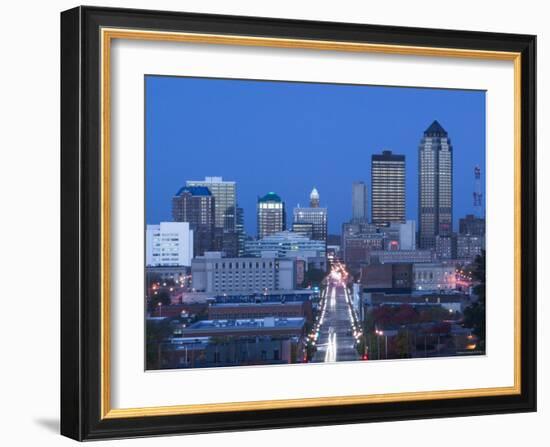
[375,330,381,360]
[375,329,388,359]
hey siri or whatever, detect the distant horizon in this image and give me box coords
[146,76,486,235]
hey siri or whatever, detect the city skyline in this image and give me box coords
[145,76,487,370]
[145,76,486,235]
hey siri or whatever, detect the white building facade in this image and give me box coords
[146,222,193,267]
[191,252,296,294]
[385,220,417,250]
[398,220,416,250]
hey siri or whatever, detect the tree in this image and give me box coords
[394,330,411,358]
[418,306,449,323]
[146,273,162,288]
[145,319,172,369]
[463,250,486,349]
[147,289,171,312]
[371,306,395,327]
[394,304,419,325]
[366,333,381,360]
[431,322,451,334]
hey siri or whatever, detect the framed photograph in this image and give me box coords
[61,6,536,441]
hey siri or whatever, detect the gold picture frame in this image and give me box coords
[61,6,536,440]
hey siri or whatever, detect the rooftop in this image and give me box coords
[260,230,311,242]
[187,176,235,184]
[424,120,448,137]
[372,150,405,162]
[211,301,304,308]
[187,317,306,331]
[258,192,282,203]
[212,290,317,304]
[175,186,212,197]
[369,291,468,303]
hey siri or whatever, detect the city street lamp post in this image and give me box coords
[376,329,388,359]
[376,330,381,360]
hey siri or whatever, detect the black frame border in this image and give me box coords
[61,5,536,441]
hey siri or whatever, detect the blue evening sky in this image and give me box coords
[145,76,485,235]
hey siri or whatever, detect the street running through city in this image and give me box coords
[311,263,363,363]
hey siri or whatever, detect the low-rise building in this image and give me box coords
[245,230,326,259]
[368,249,434,264]
[435,235,457,260]
[148,302,207,318]
[383,220,417,250]
[341,222,381,265]
[211,289,319,304]
[181,317,306,338]
[456,235,485,260]
[459,214,485,236]
[343,233,384,268]
[208,301,313,323]
[413,263,456,291]
[191,252,296,294]
[158,334,303,369]
[364,291,466,312]
[360,263,413,290]
[145,265,189,284]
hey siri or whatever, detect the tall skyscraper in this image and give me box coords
[418,120,453,249]
[186,177,240,256]
[172,186,215,256]
[351,181,368,222]
[293,188,328,245]
[235,206,245,257]
[257,192,286,239]
[371,150,406,226]
[186,177,236,230]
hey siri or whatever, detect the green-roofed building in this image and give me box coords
[257,192,286,239]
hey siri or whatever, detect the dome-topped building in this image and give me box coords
[292,188,327,247]
[257,191,286,239]
[310,187,320,208]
